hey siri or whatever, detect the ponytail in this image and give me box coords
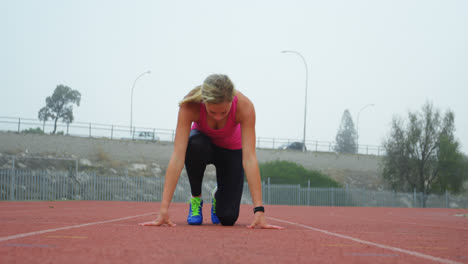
[179,85,203,106]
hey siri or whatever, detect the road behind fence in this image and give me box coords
[1,168,467,208]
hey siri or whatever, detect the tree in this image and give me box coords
[431,135,468,195]
[334,109,357,154]
[382,102,467,207]
[38,85,81,134]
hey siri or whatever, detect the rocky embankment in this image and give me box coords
[0,131,385,190]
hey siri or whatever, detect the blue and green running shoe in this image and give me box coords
[187,197,203,225]
[211,186,220,224]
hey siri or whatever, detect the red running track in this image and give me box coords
[0,201,467,264]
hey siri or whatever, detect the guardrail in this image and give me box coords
[0,116,175,142]
[0,116,384,155]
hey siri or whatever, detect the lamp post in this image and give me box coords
[356,103,375,152]
[130,70,151,134]
[282,50,308,152]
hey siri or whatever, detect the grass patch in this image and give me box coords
[259,160,341,188]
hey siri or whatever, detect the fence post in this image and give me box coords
[445,189,449,208]
[298,184,301,205]
[70,166,76,200]
[267,177,270,204]
[111,125,114,140]
[89,123,92,137]
[307,179,310,206]
[75,159,78,183]
[345,184,349,206]
[17,118,21,133]
[125,168,128,201]
[413,188,416,207]
[42,170,46,200]
[419,192,423,208]
[66,122,69,135]
[10,156,16,200]
[331,188,335,206]
[93,172,96,200]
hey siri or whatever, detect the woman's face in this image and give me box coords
[205,102,232,121]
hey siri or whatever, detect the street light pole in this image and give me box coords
[130,70,151,134]
[282,50,308,152]
[356,103,375,151]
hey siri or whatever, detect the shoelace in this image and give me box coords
[190,198,201,216]
[212,197,216,214]
[212,186,218,214]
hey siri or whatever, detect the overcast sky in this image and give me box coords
[1,0,467,154]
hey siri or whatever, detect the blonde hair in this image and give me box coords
[179,74,235,106]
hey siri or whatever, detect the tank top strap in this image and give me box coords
[229,96,238,121]
[199,101,207,124]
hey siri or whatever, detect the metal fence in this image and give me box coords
[0,116,175,142]
[0,116,384,155]
[1,168,467,208]
[0,168,230,204]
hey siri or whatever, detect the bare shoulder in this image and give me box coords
[179,102,200,123]
[235,91,255,123]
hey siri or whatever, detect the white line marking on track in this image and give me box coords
[267,217,462,264]
[380,220,468,231]
[0,212,155,243]
[333,214,468,231]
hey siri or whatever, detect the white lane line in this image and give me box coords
[0,213,155,242]
[332,214,468,231]
[377,219,468,231]
[267,217,462,264]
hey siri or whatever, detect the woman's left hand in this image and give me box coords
[247,212,284,229]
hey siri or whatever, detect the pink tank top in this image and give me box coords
[191,96,242,150]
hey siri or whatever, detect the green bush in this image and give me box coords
[259,160,341,188]
[21,127,45,135]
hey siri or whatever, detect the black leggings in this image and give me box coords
[185,130,244,226]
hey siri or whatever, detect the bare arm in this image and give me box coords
[239,100,262,208]
[160,107,193,208]
[140,103,197,227]
[237,93,283,229]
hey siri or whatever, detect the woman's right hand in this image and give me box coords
[139,208,176,227]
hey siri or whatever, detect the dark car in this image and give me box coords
[278,142,307,151]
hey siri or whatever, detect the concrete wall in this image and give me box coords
[0,131,384,189]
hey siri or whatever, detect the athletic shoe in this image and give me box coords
[211,186,220,224]
[187,197,203,225]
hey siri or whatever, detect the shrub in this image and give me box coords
[21,127,45,135]
[96,147,110,162]
[259,160,341,188]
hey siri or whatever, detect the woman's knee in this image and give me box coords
[218,213,239,226]
[187,131,212,154]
